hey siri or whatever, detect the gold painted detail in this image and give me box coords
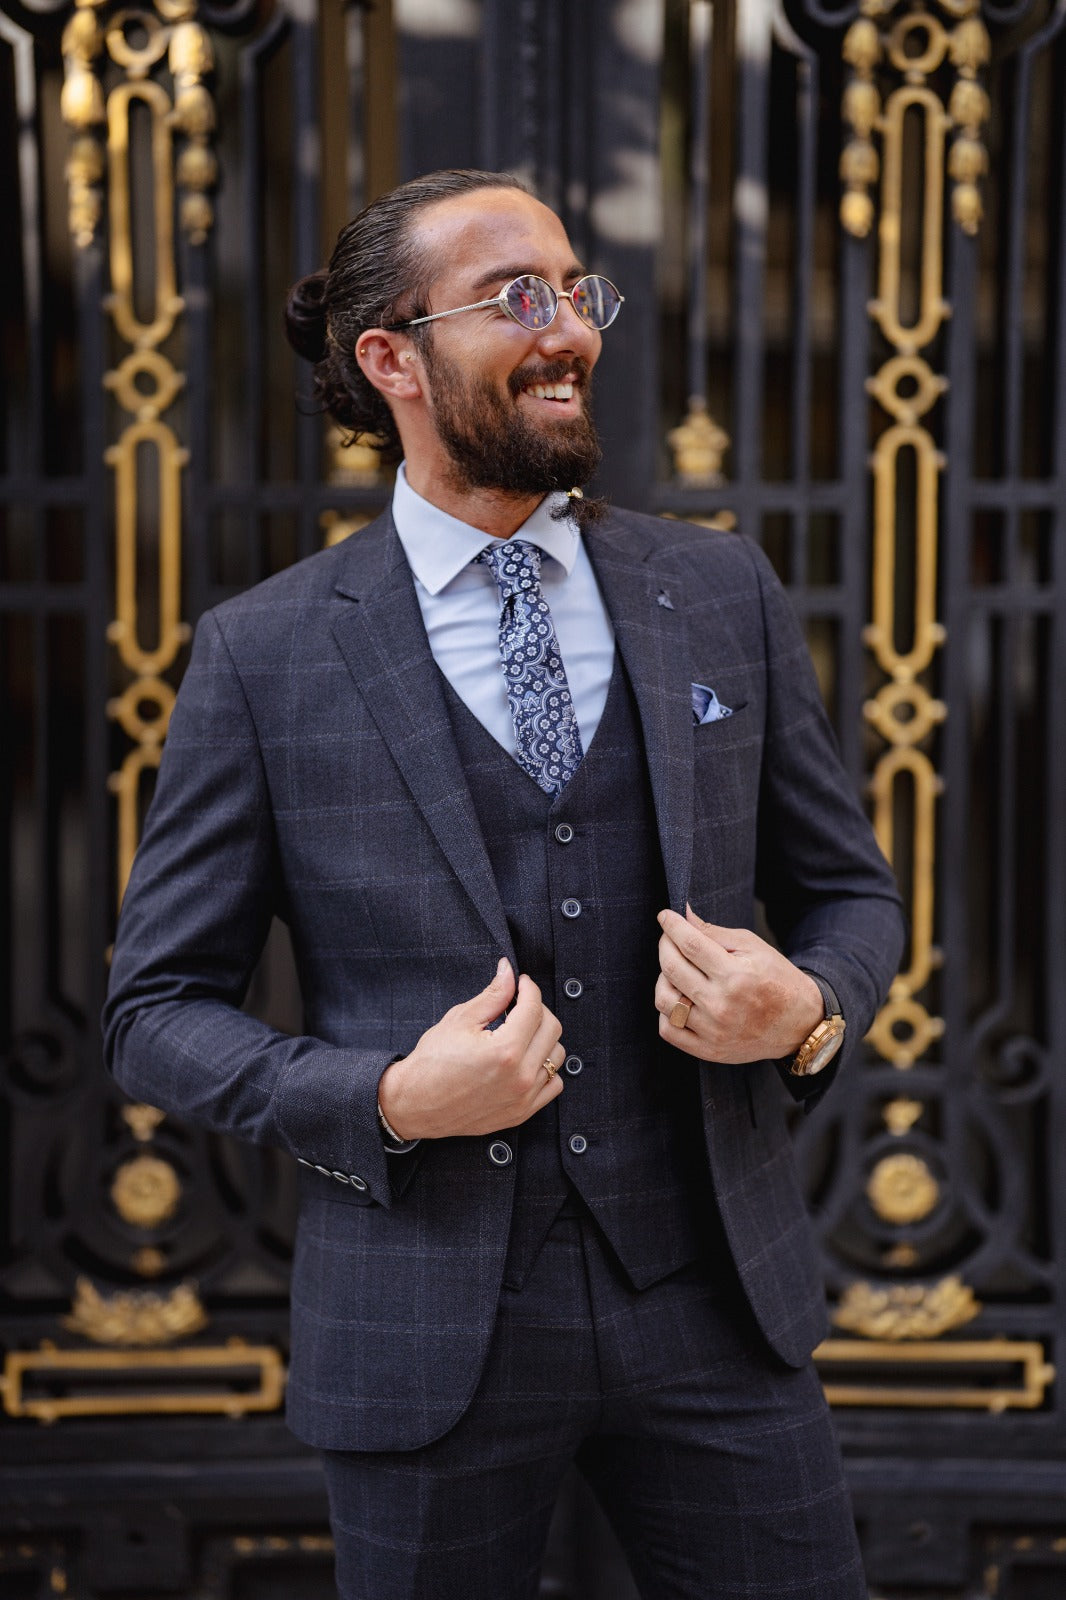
[120,1102,166,1142]
[110,1154,182,1228]
[667,397,730,485]
[866,1152,940,1223]
[883,1096,923,1135]
[833,1275,979,1339]
[60,0,219,249]
[816,1338,1054,1411]
[64,14,205,905]
[840,1,990,241]
[0,1340,285,1423]
[131,1247,167,1277]
[62,1277,206,1346]
[321,426,386,546]
[847,3,963,1074]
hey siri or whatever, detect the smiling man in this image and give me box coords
[104,170,904,1600]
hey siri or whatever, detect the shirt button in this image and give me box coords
[554,823,574,844]
[563,978,583,999]
[568,1134,588,1155]
[488,1140,513,1167]
[564,1055,583,1075]
[561,898,581,919]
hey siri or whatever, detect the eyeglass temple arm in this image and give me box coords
[402,295,503,328]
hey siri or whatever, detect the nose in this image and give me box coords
[536,294,601,362]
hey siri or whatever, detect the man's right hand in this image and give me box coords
[376,959,564,1140]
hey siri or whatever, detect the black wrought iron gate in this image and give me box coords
[2,2,1065,1595]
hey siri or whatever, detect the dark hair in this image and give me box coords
[285,169,530,463]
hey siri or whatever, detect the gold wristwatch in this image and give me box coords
[787,972,846,1077]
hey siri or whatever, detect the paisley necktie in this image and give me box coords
[476,539,584,796]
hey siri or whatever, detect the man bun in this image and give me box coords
[284,270,329,364]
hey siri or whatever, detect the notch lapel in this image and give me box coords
[585,517,694,913]
[329,516,514,960]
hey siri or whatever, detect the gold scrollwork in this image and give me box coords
[844,1,963,1080]
[816,1338,1054,1411]
[61,1277,206,1346]
[110,1154,182,1228]
[866,1152,940,1224]
[667,396,731,485]
[833,1275,980,1338]
[840,1,991,243]
[0,1340,285,1422]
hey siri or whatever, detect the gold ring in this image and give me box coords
[542,1058,559,1081]
[668,998,692,1029]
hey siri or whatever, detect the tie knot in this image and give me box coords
[477,539,542,600]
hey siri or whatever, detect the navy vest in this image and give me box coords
[443,656,719,1291]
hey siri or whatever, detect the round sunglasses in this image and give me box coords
[394,273,624,333]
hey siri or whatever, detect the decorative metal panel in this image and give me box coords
[2,0,1066,1593]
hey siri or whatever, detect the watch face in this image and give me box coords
[792,1016,846,1076]
[807,1029,845,1075]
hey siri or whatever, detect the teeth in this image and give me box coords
[525,382,574,401]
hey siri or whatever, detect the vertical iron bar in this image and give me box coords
[731,0,771,531]
[293,3,321,562]
[686,0,712,408]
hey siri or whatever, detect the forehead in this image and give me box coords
[412,189,580,293]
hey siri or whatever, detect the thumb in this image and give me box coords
[467,957,516,1026]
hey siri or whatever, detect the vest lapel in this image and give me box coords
[328,515,515,960]
[584,516,694,913]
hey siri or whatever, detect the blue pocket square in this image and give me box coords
[691,683,733,725]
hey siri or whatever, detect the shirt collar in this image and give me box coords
[392,462,580,596]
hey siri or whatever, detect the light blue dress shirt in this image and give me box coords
[391,464,616,759]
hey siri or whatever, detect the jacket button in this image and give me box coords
[568,1134,588,1155]
[488,1141,513,1167]
[563,978,583,999]
[554,823,574,844]
[561,898,581,919]
[564,1055,583,1075]
[349,1174,368,1191]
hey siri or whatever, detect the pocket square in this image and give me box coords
[691,683,733,725]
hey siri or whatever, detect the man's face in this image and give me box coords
[406,190,605,496]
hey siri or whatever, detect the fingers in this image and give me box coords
[463,957,517,1027]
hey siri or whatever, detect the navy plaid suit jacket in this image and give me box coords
[104,507,904,1452]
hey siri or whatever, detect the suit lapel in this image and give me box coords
[584,515,694,913]
[329,514,515,960]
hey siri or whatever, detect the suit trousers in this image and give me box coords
[321,1214,866,1600]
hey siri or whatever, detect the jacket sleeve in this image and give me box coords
[744,538,907,1107]
[102,609,399,1205]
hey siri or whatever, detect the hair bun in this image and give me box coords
[284,269,329,362]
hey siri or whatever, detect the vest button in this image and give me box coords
[564,1054,583,1075]
[568,1134,588,1155]
[554,823,574,844]
[561,898,581,919]
[563,978,584,999]
[488,1141,513,1167]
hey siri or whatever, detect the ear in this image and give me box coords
[355,329,424,402]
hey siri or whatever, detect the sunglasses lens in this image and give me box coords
[504,275,559,330]
[572,276,622,329]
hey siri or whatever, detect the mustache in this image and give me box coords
[507,356,593,399]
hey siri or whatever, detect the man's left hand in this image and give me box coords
[655,906,823,1064]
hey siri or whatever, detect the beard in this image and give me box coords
[420,342,602,496]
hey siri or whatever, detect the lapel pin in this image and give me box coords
[657,589,675,610]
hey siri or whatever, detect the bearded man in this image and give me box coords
[105,169,904,1600]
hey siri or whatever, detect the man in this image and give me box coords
[105,169,904,1599]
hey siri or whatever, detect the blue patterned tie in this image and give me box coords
[477,540,584,795]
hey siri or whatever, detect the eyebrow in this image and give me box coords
[468,261,587,295]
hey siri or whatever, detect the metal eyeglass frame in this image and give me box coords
[393,273,624,332]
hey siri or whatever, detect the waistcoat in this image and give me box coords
[442,655,718,1291]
